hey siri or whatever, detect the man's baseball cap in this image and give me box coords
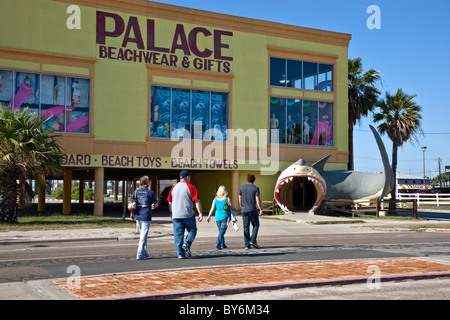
[180,170,192,179]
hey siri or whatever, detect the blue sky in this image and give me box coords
[153,0,450,178]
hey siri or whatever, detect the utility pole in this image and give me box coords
[436,158,443,187]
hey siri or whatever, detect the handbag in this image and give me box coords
[223,198,231,216]
[128,191,137,211]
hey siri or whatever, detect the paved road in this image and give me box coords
[1,211,449,301]
[1,226,449,283]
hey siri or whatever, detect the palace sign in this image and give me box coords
[96,11,233,73]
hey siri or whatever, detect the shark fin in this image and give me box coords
[312,154,332,172]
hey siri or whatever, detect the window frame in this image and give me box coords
[270,96,334,147]
[150,85,230,141]
[0,68,91,135]
[269,57,335,92]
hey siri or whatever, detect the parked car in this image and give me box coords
[429,187,450,194]
[414,189,432,194]
[159,186,173,206]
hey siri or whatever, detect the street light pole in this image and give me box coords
[421,146,427,189]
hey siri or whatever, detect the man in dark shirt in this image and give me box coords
[239,174,263,249]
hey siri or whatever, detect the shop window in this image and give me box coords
[0,69,90,134]
[65,77,90,134]
[303,62,318,91]
[303,100,318,145]
[316,101,333,146]
[150,86,229,141]
[41,74,66,132]
[270,58,333,92]
[269,57,286,87]
[318,64,333,92]
[287,60,302,89]
[269,97,286,144]
[286,99,302,144]
[270,97,333,146]
[0,70,13,109]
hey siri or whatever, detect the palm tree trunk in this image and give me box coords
[0,170,19,223]
[389,143,398,213]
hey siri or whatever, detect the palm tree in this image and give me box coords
[373,88,423,206]
[0,108,63,223]
[348,57,381,170]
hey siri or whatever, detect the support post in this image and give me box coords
[63,169,72,215]
[231,170,240,210]
[94,167,104,217]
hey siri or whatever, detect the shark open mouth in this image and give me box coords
[274,175,327,213]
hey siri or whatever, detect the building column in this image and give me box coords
[79,179,85,205]
[94,167,104,217]
[37,176,46,213]
[63,169,72,215]
[151,174,158,193]
[231,170,240,209]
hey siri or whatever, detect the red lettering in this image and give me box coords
[171,24,191,55]
[146,19,170,53]
[189,27,213,58]
[122,16,145,50]
[170,55,178,67]
[214,30,233,61]
[96,11,125,45]
[96,11,233,70]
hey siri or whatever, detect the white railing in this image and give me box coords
[397,193,450,207]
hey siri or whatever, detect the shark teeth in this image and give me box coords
[275,175,326,213]
[307,177,325,192]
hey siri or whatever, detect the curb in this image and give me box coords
[0,236,136,245]
[101,271,450,300]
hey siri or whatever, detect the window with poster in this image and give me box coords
[0,69,90,134]
[150,86,229,141]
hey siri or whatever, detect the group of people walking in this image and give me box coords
[129,171,263,260]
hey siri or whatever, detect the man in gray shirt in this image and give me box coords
[167,170,203,258]
[239,174,263,249]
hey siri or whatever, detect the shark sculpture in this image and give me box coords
[274,125,394,214]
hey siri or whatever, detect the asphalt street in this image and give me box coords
[0,209,449,300]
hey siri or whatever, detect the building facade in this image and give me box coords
[0,0,351,215]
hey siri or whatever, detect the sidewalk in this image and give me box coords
[1,210,449,300]
[3,257,450,300]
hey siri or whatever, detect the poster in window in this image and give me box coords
[192,91,210,139]
[171,89,190,139]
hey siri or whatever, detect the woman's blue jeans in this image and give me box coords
[215,218,228,248]
[136,220,151,259]
[173,217,197,257]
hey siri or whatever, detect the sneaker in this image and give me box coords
[250,242,260,249]
[182,244,191,257]
[137,257,149,260]
[245,246,250,250]
[216,246,222,250]
[178,255,186,259]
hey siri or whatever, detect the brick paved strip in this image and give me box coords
[53,258,450,300]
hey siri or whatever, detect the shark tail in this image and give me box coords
[369,125,394,198]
